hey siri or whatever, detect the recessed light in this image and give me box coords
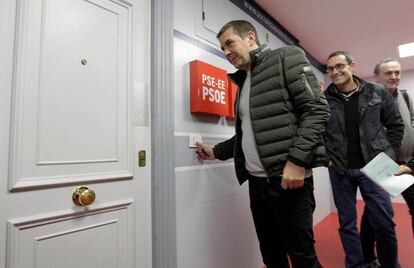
[398,42,414,58]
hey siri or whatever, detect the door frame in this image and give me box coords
[151,0,177,268]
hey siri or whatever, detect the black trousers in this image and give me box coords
[361,183,414,263]
[248,175,322,268]
[402,184,414,234]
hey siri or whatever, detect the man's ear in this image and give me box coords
[350,61,356,71]
[246,31,257,46]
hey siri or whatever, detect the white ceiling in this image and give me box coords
[254,0,414,78]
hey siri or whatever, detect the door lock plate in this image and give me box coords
[138,150,146,167]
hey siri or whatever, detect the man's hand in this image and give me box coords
[281,161,305,189]
[195,142,216,160]
[395,165,413,175]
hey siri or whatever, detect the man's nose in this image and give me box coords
[223,48,231,57]
[332,68,340,75]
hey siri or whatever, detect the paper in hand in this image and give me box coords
[360,152,414,197]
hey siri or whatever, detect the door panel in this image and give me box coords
[10,0,132,190]
[8,200,133,268]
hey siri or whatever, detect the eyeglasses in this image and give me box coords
[326,63,348,73]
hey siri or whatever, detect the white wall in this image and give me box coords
[174,1,332,267]
[399,69,414,97]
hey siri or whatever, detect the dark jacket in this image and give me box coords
[213,45,330,185]
[324,76,404,175]
[406,158,414,171]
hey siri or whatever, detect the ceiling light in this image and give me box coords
[398,42,414,58]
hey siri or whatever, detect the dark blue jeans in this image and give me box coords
[361,183,414,263]
[249,175,322,268]
[329,167,400,268]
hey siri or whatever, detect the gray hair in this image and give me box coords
[373,58,399,75]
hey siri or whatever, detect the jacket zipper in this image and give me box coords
[301,73,315,98]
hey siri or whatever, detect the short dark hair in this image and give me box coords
[373,58,399,75]
[217,20,260,45]
[327,51,354,64]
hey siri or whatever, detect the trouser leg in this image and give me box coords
[402,184,414,236]
[284,178,322,268]
[360,207,377,263]
[249,178,289,268]
[249,176,322,268]
[328,167,364,268]
[358,170,400,268]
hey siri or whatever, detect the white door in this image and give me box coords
[0,0,152,267]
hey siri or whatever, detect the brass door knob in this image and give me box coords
[72,186,96,206]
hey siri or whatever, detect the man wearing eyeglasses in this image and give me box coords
[360,59,414,267]
[324,51,404,268]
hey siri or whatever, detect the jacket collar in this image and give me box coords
[227,44,271,87]
[250,44,271,68]
[325,75,367,97]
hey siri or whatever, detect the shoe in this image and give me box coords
[365,260,380,268]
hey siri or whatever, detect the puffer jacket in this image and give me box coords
[324,76,404,175]
[213,44,330,185]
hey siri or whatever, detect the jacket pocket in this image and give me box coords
[368,131,394,159]
[364,99,382,126]
[367,98,381,106]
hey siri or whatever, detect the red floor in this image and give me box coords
[314,201,414,267]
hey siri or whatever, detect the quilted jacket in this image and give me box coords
[213,45,330,185]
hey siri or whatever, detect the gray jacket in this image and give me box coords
[213,45,330,185]
[394,89,414,162]
[324,77,404,175]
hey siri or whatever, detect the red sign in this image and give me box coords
[190,60,230,116]
[226,79,238,118]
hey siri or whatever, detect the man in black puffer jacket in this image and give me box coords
[196,20,329,268]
